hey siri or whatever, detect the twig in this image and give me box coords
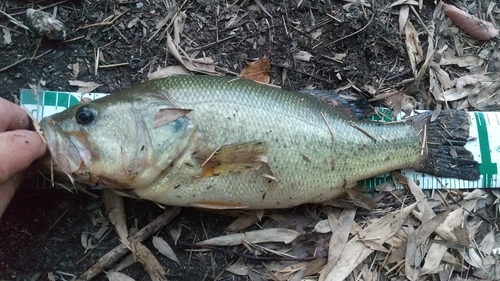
[79,8,129,29]
[269,62,335,85]
[0,57,27,72]
[420,125,428,155]
[61,35,84,43]
[349,120,377,142]
[9,0,69,16]
[201,145,222,167]
[33,49,52,60]
[185,35,236,52]
[44,206,71,236]
[75,207,181,281]
[99,62,129,68]
[320,112,337,140]
[0,24,22,34]
[0,10,30,30]
[321,5,375,48]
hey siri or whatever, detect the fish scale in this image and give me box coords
[39,75,479,209]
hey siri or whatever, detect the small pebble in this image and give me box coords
[136,2,144,8]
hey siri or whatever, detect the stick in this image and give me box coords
[349,120,377,142]
[75,207,181,281]
[320,112,336,140]
[0,57,27,72]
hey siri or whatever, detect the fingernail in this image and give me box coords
[19,116,29,128]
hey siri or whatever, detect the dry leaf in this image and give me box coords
[294,51,313,62]
[166,32,217,75]
[152,236,181,265]
[153,108,192,128]
[197,228,300,246]
[421,200,477,273]
[103,189,129,245]
[438,74,492,102]
[399,5,409,34]
[226,262,249,276]
[468,81,500,111]
[319,208,356,281]
[439,55,485,68]
[405,21,424,78]
[479,230,496,255]
[224,211,261,232]
[169,225,182,246]
[3,28,11,44]
[443,3,499,41]
[310,29,322,40]
[106,272,136,281]
[313,220,331,233]
[345,187,378,210]
[68,62,80,78]
[148,65,191,80]
[68,80,102,93]
[324,202,417,280]
[240,57,271,84]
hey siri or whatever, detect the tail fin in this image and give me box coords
[412,110,480,181]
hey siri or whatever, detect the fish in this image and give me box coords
[38,75,479,209]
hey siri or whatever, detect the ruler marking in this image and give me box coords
[475,112,497,188]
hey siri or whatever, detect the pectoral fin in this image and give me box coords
[193,141,277,180]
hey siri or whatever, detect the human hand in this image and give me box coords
[0,97,47,218]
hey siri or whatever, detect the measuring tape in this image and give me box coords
[21,89,499,189]
[20,89,109,121]
[365,111,498,189]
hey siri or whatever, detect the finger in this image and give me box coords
[0,130,47,183]
[0,172,23,219]
[0,97,30,132]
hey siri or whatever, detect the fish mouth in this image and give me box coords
[40,117,92,174]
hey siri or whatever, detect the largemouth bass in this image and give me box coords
[39,75,479,209]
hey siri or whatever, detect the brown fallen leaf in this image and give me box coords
[197,228,300,246]
[443,3,499,41]
[226,261,249,276]
[153,108,192,128]
[103,189,129,246]
[240,57,271,84]
[405,21,424,78]
[152,236,180,265]
[224,211,262,232]
[324,202,417,280]
[319,208,356,281]
[147,65,191,80]
[345,187,378,210]
[68,80,102,93]
[105,271,136,281]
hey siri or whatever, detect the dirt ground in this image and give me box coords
[1,0,499,280]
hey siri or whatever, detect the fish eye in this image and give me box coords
[75,105,97,125]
